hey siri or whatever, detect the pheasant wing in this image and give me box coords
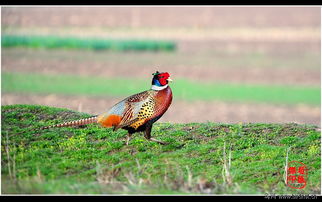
[114,90,156,130]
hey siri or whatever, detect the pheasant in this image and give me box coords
[42,71,173,145]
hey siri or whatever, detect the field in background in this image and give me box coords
[2,72,320,105]
[2,6,320,126]
[1,5,321,140]
[2,35,176,51]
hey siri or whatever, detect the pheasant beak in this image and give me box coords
[167,77,173,82]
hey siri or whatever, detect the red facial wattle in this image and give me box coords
[158,73,170,86]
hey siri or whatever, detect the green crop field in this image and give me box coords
[1,105,320,194]
[1,35,176,52]
[2,72,320,106]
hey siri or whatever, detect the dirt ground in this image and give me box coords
[2,7,320,28]
[2,48,320,86]
[2,93,320,126]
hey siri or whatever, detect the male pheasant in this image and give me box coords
[42,71,173,145]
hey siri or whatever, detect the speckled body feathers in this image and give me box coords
[97,86,172,133]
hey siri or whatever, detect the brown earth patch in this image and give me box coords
[2,93,320,126]
[2,7,320,43]
[2,7,319,28]
[2,48,320,86]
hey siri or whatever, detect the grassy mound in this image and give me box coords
[1,35,176,52]
[1,104,320,194]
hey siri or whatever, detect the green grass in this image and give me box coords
[2,72,321,106]
[1,35,176,52]
[1,104,320,194]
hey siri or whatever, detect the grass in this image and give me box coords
[1,35,176,52]
[1,104,321,194]
[2,72,321,106]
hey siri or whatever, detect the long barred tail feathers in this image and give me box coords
[41,116,98,130]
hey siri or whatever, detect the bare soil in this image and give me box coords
[2,93,320,126]
[2,48,320,86]
[2,7,320,28]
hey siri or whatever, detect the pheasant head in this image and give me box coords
[151,71,173,91]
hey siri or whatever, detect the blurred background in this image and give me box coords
[1,6,321,126]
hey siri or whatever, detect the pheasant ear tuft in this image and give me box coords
[152,71,160,76]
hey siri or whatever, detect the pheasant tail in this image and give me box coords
[41,116,98,130]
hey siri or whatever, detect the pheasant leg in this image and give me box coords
[125,133,132,145]
[148,138,168,145]
[144,124,168,145]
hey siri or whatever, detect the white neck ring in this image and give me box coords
[151,84,168,91]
